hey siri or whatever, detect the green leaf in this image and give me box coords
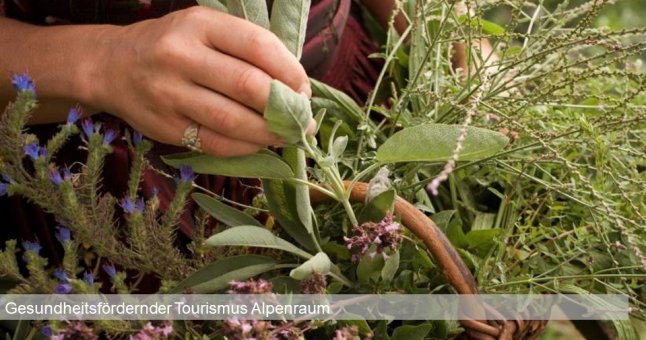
[225,0,269,29]
[376,124,509,163]
[480,19,505,36]
[206,226,312,259]
[381,251,400,283]
[358,189,396,224]
[263,178,318,251]
[310,79,365,123]
[197,0,228,12]
[270,276,301,293]
[465,229,501,249]
[264,80,313,144]
[282,148,313,235]
[357,253,385,284]
[270,0,311,59]
[290,252,332,280]
[192,193,262,227]
[170,255,276,293]
[431,210,456,231]
[391,323,433,340]
[162,151,293,179]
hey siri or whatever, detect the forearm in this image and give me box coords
[0,18,115,124]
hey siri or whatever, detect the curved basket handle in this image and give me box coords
[309,181,538,340]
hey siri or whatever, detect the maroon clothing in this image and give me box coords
[0,0,382,263]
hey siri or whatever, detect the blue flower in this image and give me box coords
[67,107,81,125]
[83,271,95,285]
[119,196,144,214]
[103,129,118,145]
[135,197,145,212]
[49,168,63,186]
[55,283,72,294]
[179,165,196,183]
[133,130,144,146]
[53,268,69,282]
[11,73,35,93]
[41,325,53,337]
[63,166,73,181]
[22,240,41,254]
[24,142,41,161]
[81,119,95,139]
[0,183,7,196]
[102,263,117,278]
[56,226,71,244]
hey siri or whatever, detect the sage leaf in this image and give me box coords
[225,0,269,29]
[262,178,318,251]
[162,151,293,179]
[197,0,228,12]
[192,193,262,227]
[290,252,332,280]
[170,255,276,293]
[391,323,433,340]
[376,124,509,163]
[358,189,396,224]
[381,250,399,283]
[270,0,311,59]
[264,80,313,145]
[282,148,314,234]
[311,79,365,123]
[205,225,313,259]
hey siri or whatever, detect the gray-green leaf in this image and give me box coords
[265,80,313,144]
[283,148,314,234]
[262,178,318,251]
[270,0,311,59]
[162,151,293,179]
[290,252,332,280]
[170,255,276,293]
[193,193,262,227]
[376,124,509,163]
[226,0,269,29]
[205,226,312,259]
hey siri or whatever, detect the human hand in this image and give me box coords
[88,6,313,156]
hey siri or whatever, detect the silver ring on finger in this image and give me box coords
[181,122,203,153]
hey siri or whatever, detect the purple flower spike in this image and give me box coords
[41,325,53,337]
[102,129,118,145]
[53,268,69,282]
[81,119,94,139]
[67,107,81,125]
[11,73,35,93]
[135,197,145,212]
[56,226,71,244]
[24,142,41,161]
[23,240,41,254]
[55,283,72,294]
[83,271,95,285]
[119,196,144,214]
[133,130,144,146]
[102,263,117,278]
[179,165,196,183]
[63,166,73,181]
[49,168,63,186]
[0,183,7,196]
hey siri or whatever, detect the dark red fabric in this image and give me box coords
[0,1,383,271]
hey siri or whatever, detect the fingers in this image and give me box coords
[202,10,311,97]
[176,117,263,157]
[188,46,273,113]
[178,82,282,146]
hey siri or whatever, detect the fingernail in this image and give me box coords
[298,83,312,98]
